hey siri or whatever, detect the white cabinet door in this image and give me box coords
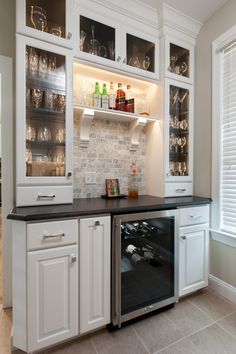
[16,0,74,49]
[16,35,73,206]
[27,245,78,352]
[80,216,111,334]
[179,224,209,296]
[121,27,159,81]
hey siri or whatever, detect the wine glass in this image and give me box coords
[80,30,87,52]
[55,128,65,143]
[182,162,187,176]
[26,124,36,141]
[51,24,63,37]
[29,47,38,77]
[168,55,178,73]
[177,61,188,75]
[48,56,57,80]
[30,6,47,32]
[32,89,43,109]
[178,137,187,153]
[38,53,48,79]
[57,95,66,113]
[143,56,151,70]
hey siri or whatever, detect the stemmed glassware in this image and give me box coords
[32,89,43,109]
[143,56,150,70]
[38,53,48,79]
[178,137,187,153]
[30,6,47,32]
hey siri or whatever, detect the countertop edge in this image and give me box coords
[7,196,212,221]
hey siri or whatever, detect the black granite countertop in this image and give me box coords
[7,195,211,221]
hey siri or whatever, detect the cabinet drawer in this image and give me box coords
[16,185,73,207]
[165,183,193,197]
[27,219,78,250]
[179,205,210,227]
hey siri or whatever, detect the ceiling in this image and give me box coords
[138,0,228,23]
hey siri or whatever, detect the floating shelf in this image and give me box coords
[73,105,157,150]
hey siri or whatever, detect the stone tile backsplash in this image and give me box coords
[73,117,146,198]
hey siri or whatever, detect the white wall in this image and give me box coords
[195,0,236,287]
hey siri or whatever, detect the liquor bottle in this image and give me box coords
[128,162,139,198]
[116,82,126,111]
[93,81,101,108]
[109,82,116,110]
[125,84,135,113]
[101,83,109,109]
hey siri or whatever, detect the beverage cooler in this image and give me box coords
[112,210,179,327]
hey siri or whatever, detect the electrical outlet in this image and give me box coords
[85,172,96,184]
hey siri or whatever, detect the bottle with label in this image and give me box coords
[128,162,139,198]
[116,82,126,111]
[126,85,135,113]
[93,82,101,108]
[109,82,116,110]
[101,83,109,109]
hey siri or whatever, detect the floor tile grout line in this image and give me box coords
[152,322,216,354]
[216,321,236,341]
[90,336,99,354]
[216,309,236,322]
[186,299,215,322]
[131,324,151,354]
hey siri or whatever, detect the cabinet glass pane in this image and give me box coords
[80,16,115,61]
[26,0,66,39]
[126,34,155,73]
[26,46,66,177]
[169,85,189,177]
[168,43,190,78]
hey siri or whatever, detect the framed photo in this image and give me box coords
[106,179,120,197]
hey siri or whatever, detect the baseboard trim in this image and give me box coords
[209,274,236,304]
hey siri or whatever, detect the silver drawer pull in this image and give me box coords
[43,233,65,239]
[95,220,100,226]
[38,194,55,200]
[190,215,203,219]
[176,189,186,193]
[181,235,187,240]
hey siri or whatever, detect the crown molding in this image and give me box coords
[158,3,202,39]
[77,0,159,30]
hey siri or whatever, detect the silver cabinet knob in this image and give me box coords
[123,58,127,64]
[67,32,72,40]
[181,235,187,240]
[95,220,100,226]
[117,56,121,62]
[70,254,77,263]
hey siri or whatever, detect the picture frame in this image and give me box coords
[105,178,120,197]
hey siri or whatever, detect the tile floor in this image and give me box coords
[2,288,236,354]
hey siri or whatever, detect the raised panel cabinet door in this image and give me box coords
[179,224,209,296]
[80,216,111,334]
[27,245,78,352]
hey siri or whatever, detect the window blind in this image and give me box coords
[221,42,236,234]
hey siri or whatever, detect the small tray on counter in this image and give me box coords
[101,194,127,199]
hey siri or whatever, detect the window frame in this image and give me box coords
[212,24,236,247]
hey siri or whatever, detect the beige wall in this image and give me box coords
[195,0,236,287]
[0,0,15,58]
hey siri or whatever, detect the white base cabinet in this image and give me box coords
[178,205,210,297]
[80,216,111,334]
[27,245,78,352]
[12,219,79,353]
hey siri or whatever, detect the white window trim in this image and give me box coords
[212,25,236,248]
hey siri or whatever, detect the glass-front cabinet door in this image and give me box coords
[165,79,193,183]
[122,28,159,80]
[165,37,194,84]
[16,35,73,206]
[16,0,73,48]
[76,9,119,69]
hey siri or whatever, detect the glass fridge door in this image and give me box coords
[169,85,189,178]
[120,216,175,315]
[26,45,66,178]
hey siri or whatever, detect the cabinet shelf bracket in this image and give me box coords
[129,118,147,151]
[75,108,94,148]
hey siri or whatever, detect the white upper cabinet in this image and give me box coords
[165,36,194,85]
[16,0,74,48]
[74,4,159,81]
[16,35,73,206]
